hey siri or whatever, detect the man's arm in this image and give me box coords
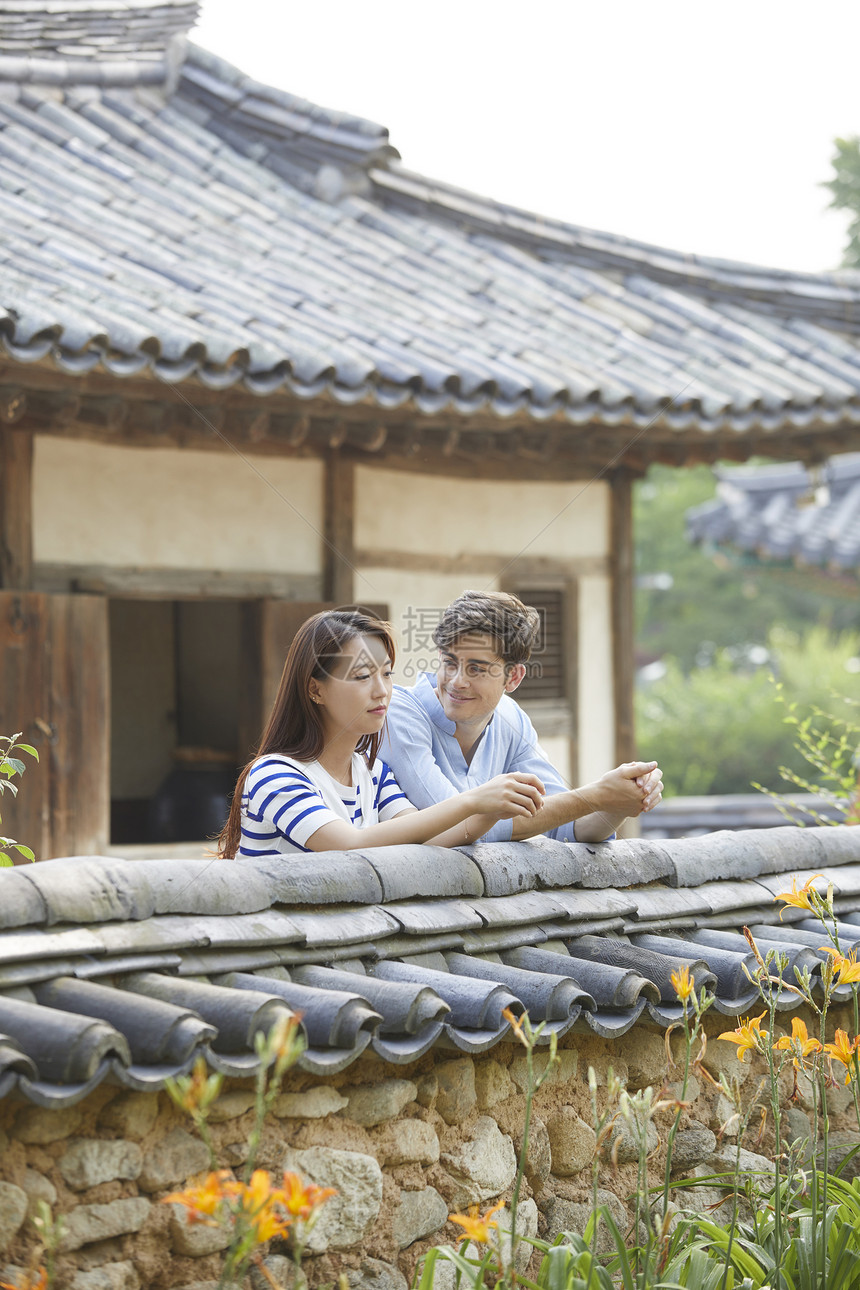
[510,762,662,842]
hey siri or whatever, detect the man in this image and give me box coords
[382,590,662,843]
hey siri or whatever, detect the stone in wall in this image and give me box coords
[169,1205,231,1257]
[272,1087,349,1119]
[343,1079,417,1128]
[283,1146,383,1252]
[609,1117,658,1164]
[415,1074,438,1109]
[344,1256,407,1290]
[60,1139,143,1191]
[207,1092,256,1124]
[625,1031,669,1090]
[545,1107,596,1176]
[392,1186,448,1249]
[20,1168,57,1220]
[375,1119,440,1167]
[59,1198,152,1253]
[441,1116,517,1209]
[0,1182,28,1252]
[139,1128,210,1192]
[69,1260,141,1290]
[669,1125,717,1172]
[435,1060,476,1126]
[12,1106,83,1145]
[544,1189,628,1255]
[515,1115,551,1189]
[475,1059,515,1110]
[98,1093,158,1141]
[509,1050,577,1094]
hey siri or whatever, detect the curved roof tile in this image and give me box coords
[0,827,857,1104]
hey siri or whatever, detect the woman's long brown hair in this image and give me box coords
[218,608,396,857]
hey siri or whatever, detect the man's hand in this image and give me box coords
[635,764,663,813]
[589,761,660,818]
[469,773,545,820]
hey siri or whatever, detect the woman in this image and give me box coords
[218,609,544,858]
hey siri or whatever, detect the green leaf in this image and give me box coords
[15,744,38,761]
[0,853,13,867]
[13,844,34,862]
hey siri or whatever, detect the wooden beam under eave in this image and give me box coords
[323,453,355,605]
[0,427,33,590]
[610,472,636,764]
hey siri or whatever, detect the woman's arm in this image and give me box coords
[304,773,544,852]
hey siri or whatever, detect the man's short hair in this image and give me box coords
[433,590,541,666]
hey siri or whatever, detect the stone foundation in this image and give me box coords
[1,1008,855,1290]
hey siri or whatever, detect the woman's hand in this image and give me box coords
[469,773,545,820]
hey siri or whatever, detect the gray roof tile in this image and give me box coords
[0,826,857,1102]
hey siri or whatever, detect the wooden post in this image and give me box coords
[610,472,636,763]
[323,453,355,605]
[0,428,33,590]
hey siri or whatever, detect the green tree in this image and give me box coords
[824,136,860,268]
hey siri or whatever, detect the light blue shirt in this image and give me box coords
[381,672,578,843]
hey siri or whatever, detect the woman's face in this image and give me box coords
[311,633,393,746]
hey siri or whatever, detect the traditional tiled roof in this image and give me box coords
[687,453,860,572]
[0,826,858,1108]
[3,24,860,444]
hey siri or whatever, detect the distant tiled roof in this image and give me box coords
[0,826,858,1108]
[686,453,860,572]
[3,29,860,441]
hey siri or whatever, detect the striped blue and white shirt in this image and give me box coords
[237,753,410,857]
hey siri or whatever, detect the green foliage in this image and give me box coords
[824,136,860,269]
[754,684,860,824]
[636,627,860,796]
[634,464,859,674]
[0,732,39,865]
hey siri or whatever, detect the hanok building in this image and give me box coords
[2,0,860,859]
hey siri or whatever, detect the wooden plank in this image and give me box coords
[33,564,323,601]
[354,548,609,576]
[610,473,636,763]
[323,453,355,604]
[0,592,109,859]
[0,428,33,590]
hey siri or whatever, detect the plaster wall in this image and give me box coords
[355,467,610,559]
[32,437,325,573]
[577,574,615,784]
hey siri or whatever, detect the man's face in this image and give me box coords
[434,632,525,729]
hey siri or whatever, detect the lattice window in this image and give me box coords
[512,588,566,701]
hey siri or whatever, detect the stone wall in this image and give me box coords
[0,1007,853,1290]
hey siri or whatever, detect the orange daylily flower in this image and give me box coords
[0,1270,49,1290]
[820,947,860,986]
[719,1014,768,1062]
[277,1170,337,1221]
[162,1169,233,1224]
[824,1029,860,1083]
[502,1006,528,1047]
[773,1016,823,1070]
[670,966,694,1002]
[775,874,824,919]
[231,1169,291,1243]
[450,1201,504,1244]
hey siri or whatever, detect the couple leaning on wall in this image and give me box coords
[217,590,663,860]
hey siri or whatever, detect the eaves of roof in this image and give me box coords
[2,43,860,446]
[687,453,860,572]
[0,826,857,1108]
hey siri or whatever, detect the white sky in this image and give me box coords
[191,0,860,275]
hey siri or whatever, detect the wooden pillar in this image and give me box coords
[323,453,355,605]
[0,427,33,590]
[610,472,636,763]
